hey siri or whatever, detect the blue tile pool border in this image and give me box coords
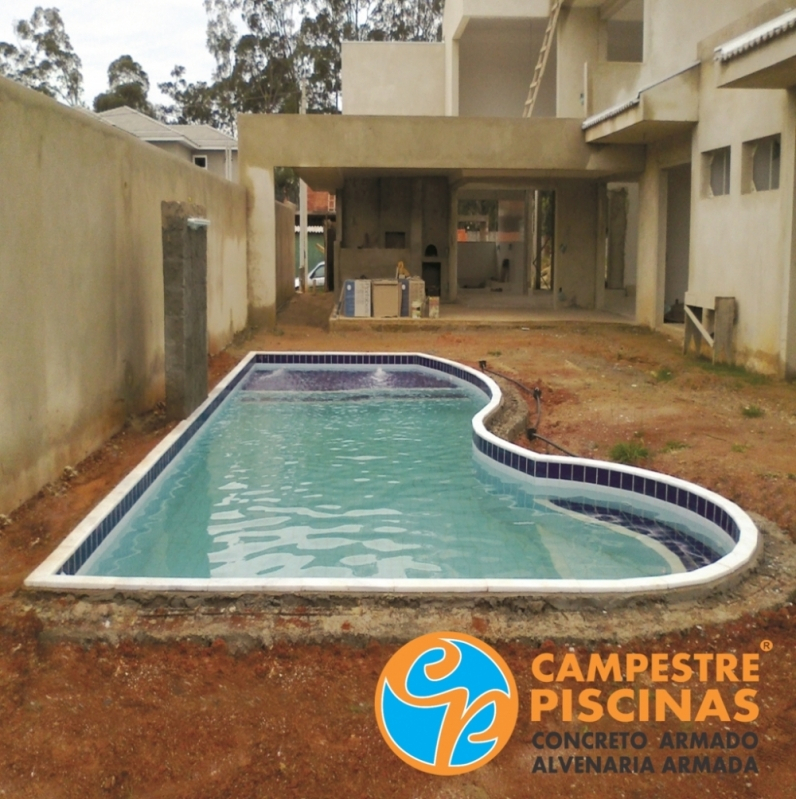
[25,352,759,596]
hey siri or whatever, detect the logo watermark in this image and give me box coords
[374,631,518,775]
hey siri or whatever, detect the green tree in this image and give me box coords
[161,0,303,131]
[370,0,444,41]
[0,6,83,105]
[158,66,221,126]
[93,55,155,116]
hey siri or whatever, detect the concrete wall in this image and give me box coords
[633,57,794,375]
[459,242,497,286]
[339,177,449,287]
[342,43,445,116]
[441,0,551,117]
[459,19,555,118]
[688,60,794,374]
[606,20,644,63]
[641,0,770,86]
[557,7,600,119]
[0,76,248,514]
[589,62,642,117]
[339,248,412,284]
[554,183,599,309]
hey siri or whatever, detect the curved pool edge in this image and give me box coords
[24,351,761,600]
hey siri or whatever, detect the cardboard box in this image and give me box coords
[371,280,402,318]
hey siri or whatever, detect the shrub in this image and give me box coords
[609,441,649,465]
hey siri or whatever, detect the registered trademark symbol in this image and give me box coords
[760,640,773,652]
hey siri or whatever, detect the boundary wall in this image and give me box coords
[0,77,248,514]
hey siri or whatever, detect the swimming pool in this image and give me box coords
[25,352,759,596]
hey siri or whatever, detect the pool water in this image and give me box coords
[80,366,729,581]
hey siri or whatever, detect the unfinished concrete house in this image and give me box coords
[240,0,796,377]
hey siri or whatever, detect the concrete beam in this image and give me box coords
[239,115,646,178]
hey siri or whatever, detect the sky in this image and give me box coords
[2,0,217,105]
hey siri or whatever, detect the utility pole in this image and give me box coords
[299,78,308,292]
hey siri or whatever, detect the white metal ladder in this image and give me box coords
[523,0,564,118]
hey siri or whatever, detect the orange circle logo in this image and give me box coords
[374,632,518,775]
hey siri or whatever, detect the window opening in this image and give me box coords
[708,148,731,197]
[752,136,780,192]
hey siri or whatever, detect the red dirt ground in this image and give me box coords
[1,294,795,799]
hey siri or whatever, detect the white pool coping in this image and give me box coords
[25,352,760,597]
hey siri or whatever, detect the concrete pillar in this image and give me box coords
[161,201,208,421]
[410,179,424,275]
[446,38,460,116]
[334,187,343,294]
[554,183,598,309]
[595,183,608,310]
[556,7,600,119]
[636,161,664,329]
[606,187,628,290]
[246,166,277,329]
[448,186,459,301]
[523,191,533,295]
[780,90,796,378]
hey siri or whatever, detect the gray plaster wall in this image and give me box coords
[342,42,445,116]
[275,201,297,310]
[0,77,248,514]
[458,243,497,287]
[555,183,599,310]
[641,0,771,87]
[557,7,599,119]
[339,177,450,286]
[459,18,555,118]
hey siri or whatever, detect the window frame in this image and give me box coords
[703,147,732,198]
[745,135,781,194]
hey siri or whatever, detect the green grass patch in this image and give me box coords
[655,367,674,382]
[696,361,771,386]
[741,405,765,419]
[609,441,650,465]
[731,444,749,453]
[487,351,502,357]
[661,440,688,453]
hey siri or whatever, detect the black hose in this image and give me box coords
[530,434,578,459]
[478,360,578,458]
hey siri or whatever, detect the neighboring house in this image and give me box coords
[97,106,238,182]
[294,188,336,277]
[239,0,796,378]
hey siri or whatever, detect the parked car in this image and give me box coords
[295,261,325,291]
